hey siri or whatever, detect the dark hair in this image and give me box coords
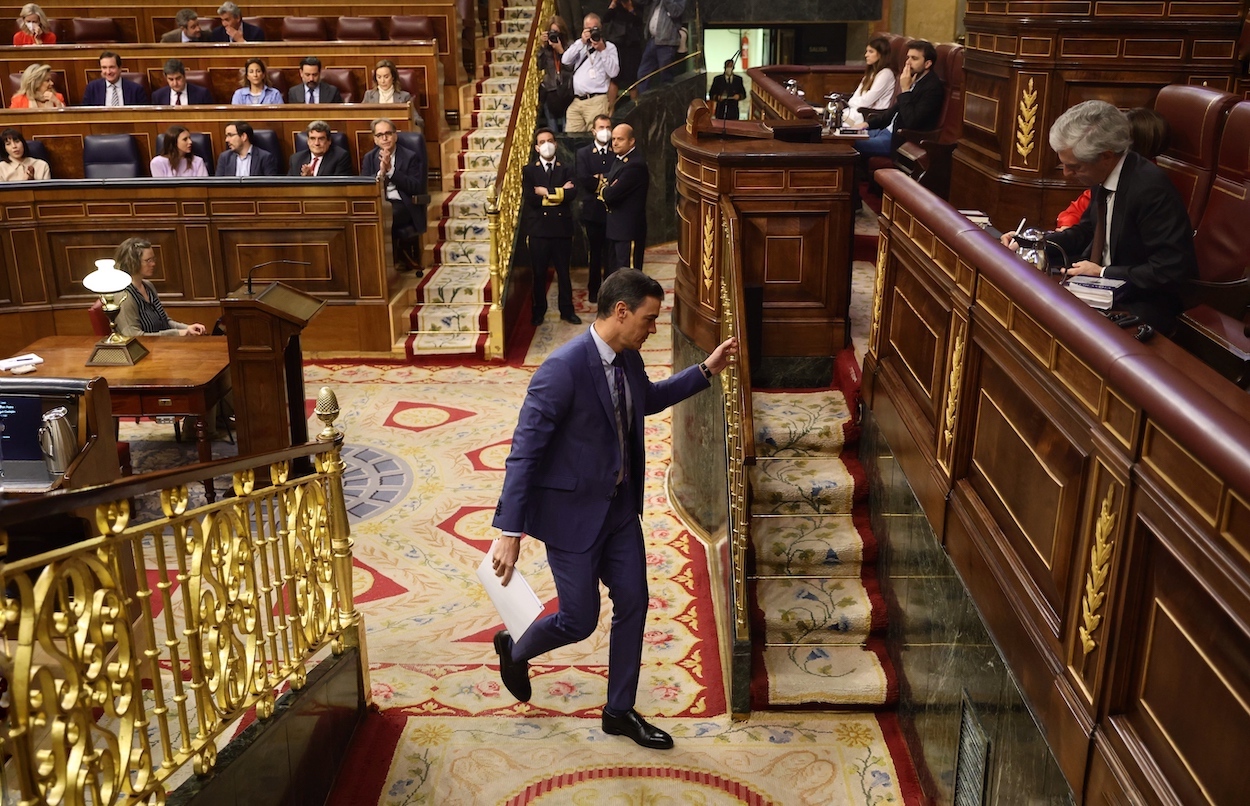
[593,114,612,127]
[300,56,323,70]
[307,119,331,136]
[241,57,269,88]
[723,59,735,69]
[99,50,121,67]
[907,39,937,66]
[1,128,26,161]
[861,37,891,94]
[230,120,253,141]
[1127,107,1171,161]
[162,124,194,170]
[534,127,555,145]
[163,58,186,76]
[596,269,663,319]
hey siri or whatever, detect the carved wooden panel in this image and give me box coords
[887,259,949,421]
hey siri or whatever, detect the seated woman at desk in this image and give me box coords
[115,237,207,337]
[843,37,896,128]
[150,125,208,177]
[9,63,65,109]
[363,59,424,134]
[13,4,56,45]
[231,58,284,105]
[1,128,50,182]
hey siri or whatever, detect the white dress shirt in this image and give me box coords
[561,40,619,96]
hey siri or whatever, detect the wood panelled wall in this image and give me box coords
[670,126,858,358]
[864,169,1250,805]
[951,1,1245,229]
[0,179,394,352]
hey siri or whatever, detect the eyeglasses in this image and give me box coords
[373,130,396,138]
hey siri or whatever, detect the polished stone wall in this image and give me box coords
[861,411,1075,805]
[669,326,726,536]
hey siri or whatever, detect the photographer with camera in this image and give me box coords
[538,16,571,132]
[561,13,619,133]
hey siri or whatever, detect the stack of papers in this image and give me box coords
[1066,276,1127,310]
[475,542,543,639]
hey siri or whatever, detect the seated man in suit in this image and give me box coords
[852,39,943,159]
[80,51,149,106]
[361,117,428,273]
[161,9,203,43]
[216,120,280,176]
[288,57,344,105]
[153,59,213,105]
[211,2,264,42]
[288,119,352,176]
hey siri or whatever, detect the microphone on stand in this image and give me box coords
[246,259,312,296]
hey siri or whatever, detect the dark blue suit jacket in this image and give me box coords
[493,329,709,551]
[152,83,214,105]
[601,150,649,241]
[80,79,149,106]
[361,142,429,233]
[209,21,265,41]
[522,158,578,239]
[215,146,280,177]
[575,143,614,224]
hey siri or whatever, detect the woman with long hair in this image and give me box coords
[8,62,65,108]
[231,57,284,105]
[842,37,896,127]
[0,128,50,182]
[13,4,56,45]
[114,237,206,337]
[150,125,208,177]
[362,59,424,133]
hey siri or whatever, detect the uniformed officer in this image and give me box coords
[524,128,582,326]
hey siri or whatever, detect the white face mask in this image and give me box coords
[595,128,611,144]
[538,142,556,159]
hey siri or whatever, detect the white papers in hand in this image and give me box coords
[476,541,543,640]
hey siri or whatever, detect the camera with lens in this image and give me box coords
[547,31,560,43]
[589,26,603,42]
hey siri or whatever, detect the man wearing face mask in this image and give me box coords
[576,115,616,304]
[524,129,581,326]
[708,59,745,120]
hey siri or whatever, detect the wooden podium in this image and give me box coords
[222,282,325,456]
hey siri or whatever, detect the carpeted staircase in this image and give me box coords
[404,1,534,360]
[748,384,898,710]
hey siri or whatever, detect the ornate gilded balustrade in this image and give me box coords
[0,388,365,805]
[484,0,548,360]
[716,199,756,716]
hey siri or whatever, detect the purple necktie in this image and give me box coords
[612,355,630,486]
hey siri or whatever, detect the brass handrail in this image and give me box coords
[0,387,365,805]
[718,199,755,662]
[484,0,550,360]
[620,49,704,97]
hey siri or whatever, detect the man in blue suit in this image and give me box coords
[80,52,149,106]
[152,60,214,106]
[491,269,737,749]
[215,121,280,177]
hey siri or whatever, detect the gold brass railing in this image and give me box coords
[0,388,365,805]
[484,0,550,360]
[717,199,756,710]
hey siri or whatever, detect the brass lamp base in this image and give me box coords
[87,336,149,366]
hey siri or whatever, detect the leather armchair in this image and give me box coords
[82,133,143,178]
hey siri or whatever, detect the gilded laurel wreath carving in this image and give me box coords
[1016,78,1038,160]
[1080,486,1117,655]
[702,208,716,293]
[868,235,889,353]
[941,325,967,454]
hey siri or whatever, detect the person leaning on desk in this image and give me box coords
[113,237,207,337]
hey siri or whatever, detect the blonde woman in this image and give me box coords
[14,4,56,45]
[362,59,424,133]
[9,63,65,109]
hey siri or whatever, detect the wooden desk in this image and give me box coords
[18,335,231,501]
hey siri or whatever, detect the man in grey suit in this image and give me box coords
[288,57,344,104]
[216,121,280,177]
[361,118,428,272]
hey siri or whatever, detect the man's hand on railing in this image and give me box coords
[704,337,740,375]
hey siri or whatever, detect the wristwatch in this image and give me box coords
[699,362,712,379]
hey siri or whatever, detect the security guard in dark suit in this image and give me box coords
[523,128,581,326]
[575,114,616,303]
[601,124,649,273]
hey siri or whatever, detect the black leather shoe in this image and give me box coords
[494,630,531,702]
[601,709,674,749]
[531,312,545,326]
[560,313,583,325]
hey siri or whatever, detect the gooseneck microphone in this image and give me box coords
[246,259,312,296]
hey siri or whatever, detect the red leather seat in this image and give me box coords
[336,16,382,41]
[70,17,121,43]
[120,70,150,98]
[184,69,214,100]
[389,15,435,41]
[266,68,289,95]
[1153,84,1238,229]
[318,68,358,103]
[1188,100,1250,317]
[280,16,328,41]
[396,68,426,106]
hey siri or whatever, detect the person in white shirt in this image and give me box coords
[561,13,619,133]
[841,37,896,128]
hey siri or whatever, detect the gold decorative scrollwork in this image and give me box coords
[702,207,716,294]
[1016,78,1038,160]
[1079,486,1117,655]
[941,323,967,459]
[868,234,889,355]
